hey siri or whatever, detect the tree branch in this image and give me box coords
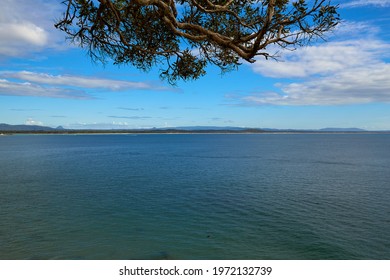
[55,0,340,84]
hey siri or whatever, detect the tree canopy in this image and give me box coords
[55,0,340,84]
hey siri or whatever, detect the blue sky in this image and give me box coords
[1,0,390,130]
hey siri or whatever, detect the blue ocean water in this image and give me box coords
[0,134,389,259]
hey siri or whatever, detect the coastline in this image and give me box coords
[1,129,390,135]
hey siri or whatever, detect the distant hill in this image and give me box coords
[0,123,373,133]
[0,123,59,132]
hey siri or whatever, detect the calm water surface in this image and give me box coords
[0,134,389,259]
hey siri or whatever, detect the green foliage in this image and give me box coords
[55,0,340,84]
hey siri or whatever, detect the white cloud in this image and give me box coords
[0,78,92,99]
[243,63,390,106]
[64,122,143,130]
[2,71,165,91]
[251,39,387,79]
[108,115,152,120]
[243,20,390,106]
[0,23,48,56]
[0,71,171,99]
[0,22,48,46]
[25,118,43,126]
[0,0,65,57]
[243,46,390,105]
[343,0,390,7]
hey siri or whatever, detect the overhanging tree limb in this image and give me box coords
[55,0,340,84]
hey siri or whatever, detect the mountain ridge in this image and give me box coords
[0,123,59,131]
[0,123,375,133]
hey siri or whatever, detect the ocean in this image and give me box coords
[0,133,389,259]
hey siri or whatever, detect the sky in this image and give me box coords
[0,0,390,130]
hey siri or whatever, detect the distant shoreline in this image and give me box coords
[3,123,388,134]
[1,129,390,135]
